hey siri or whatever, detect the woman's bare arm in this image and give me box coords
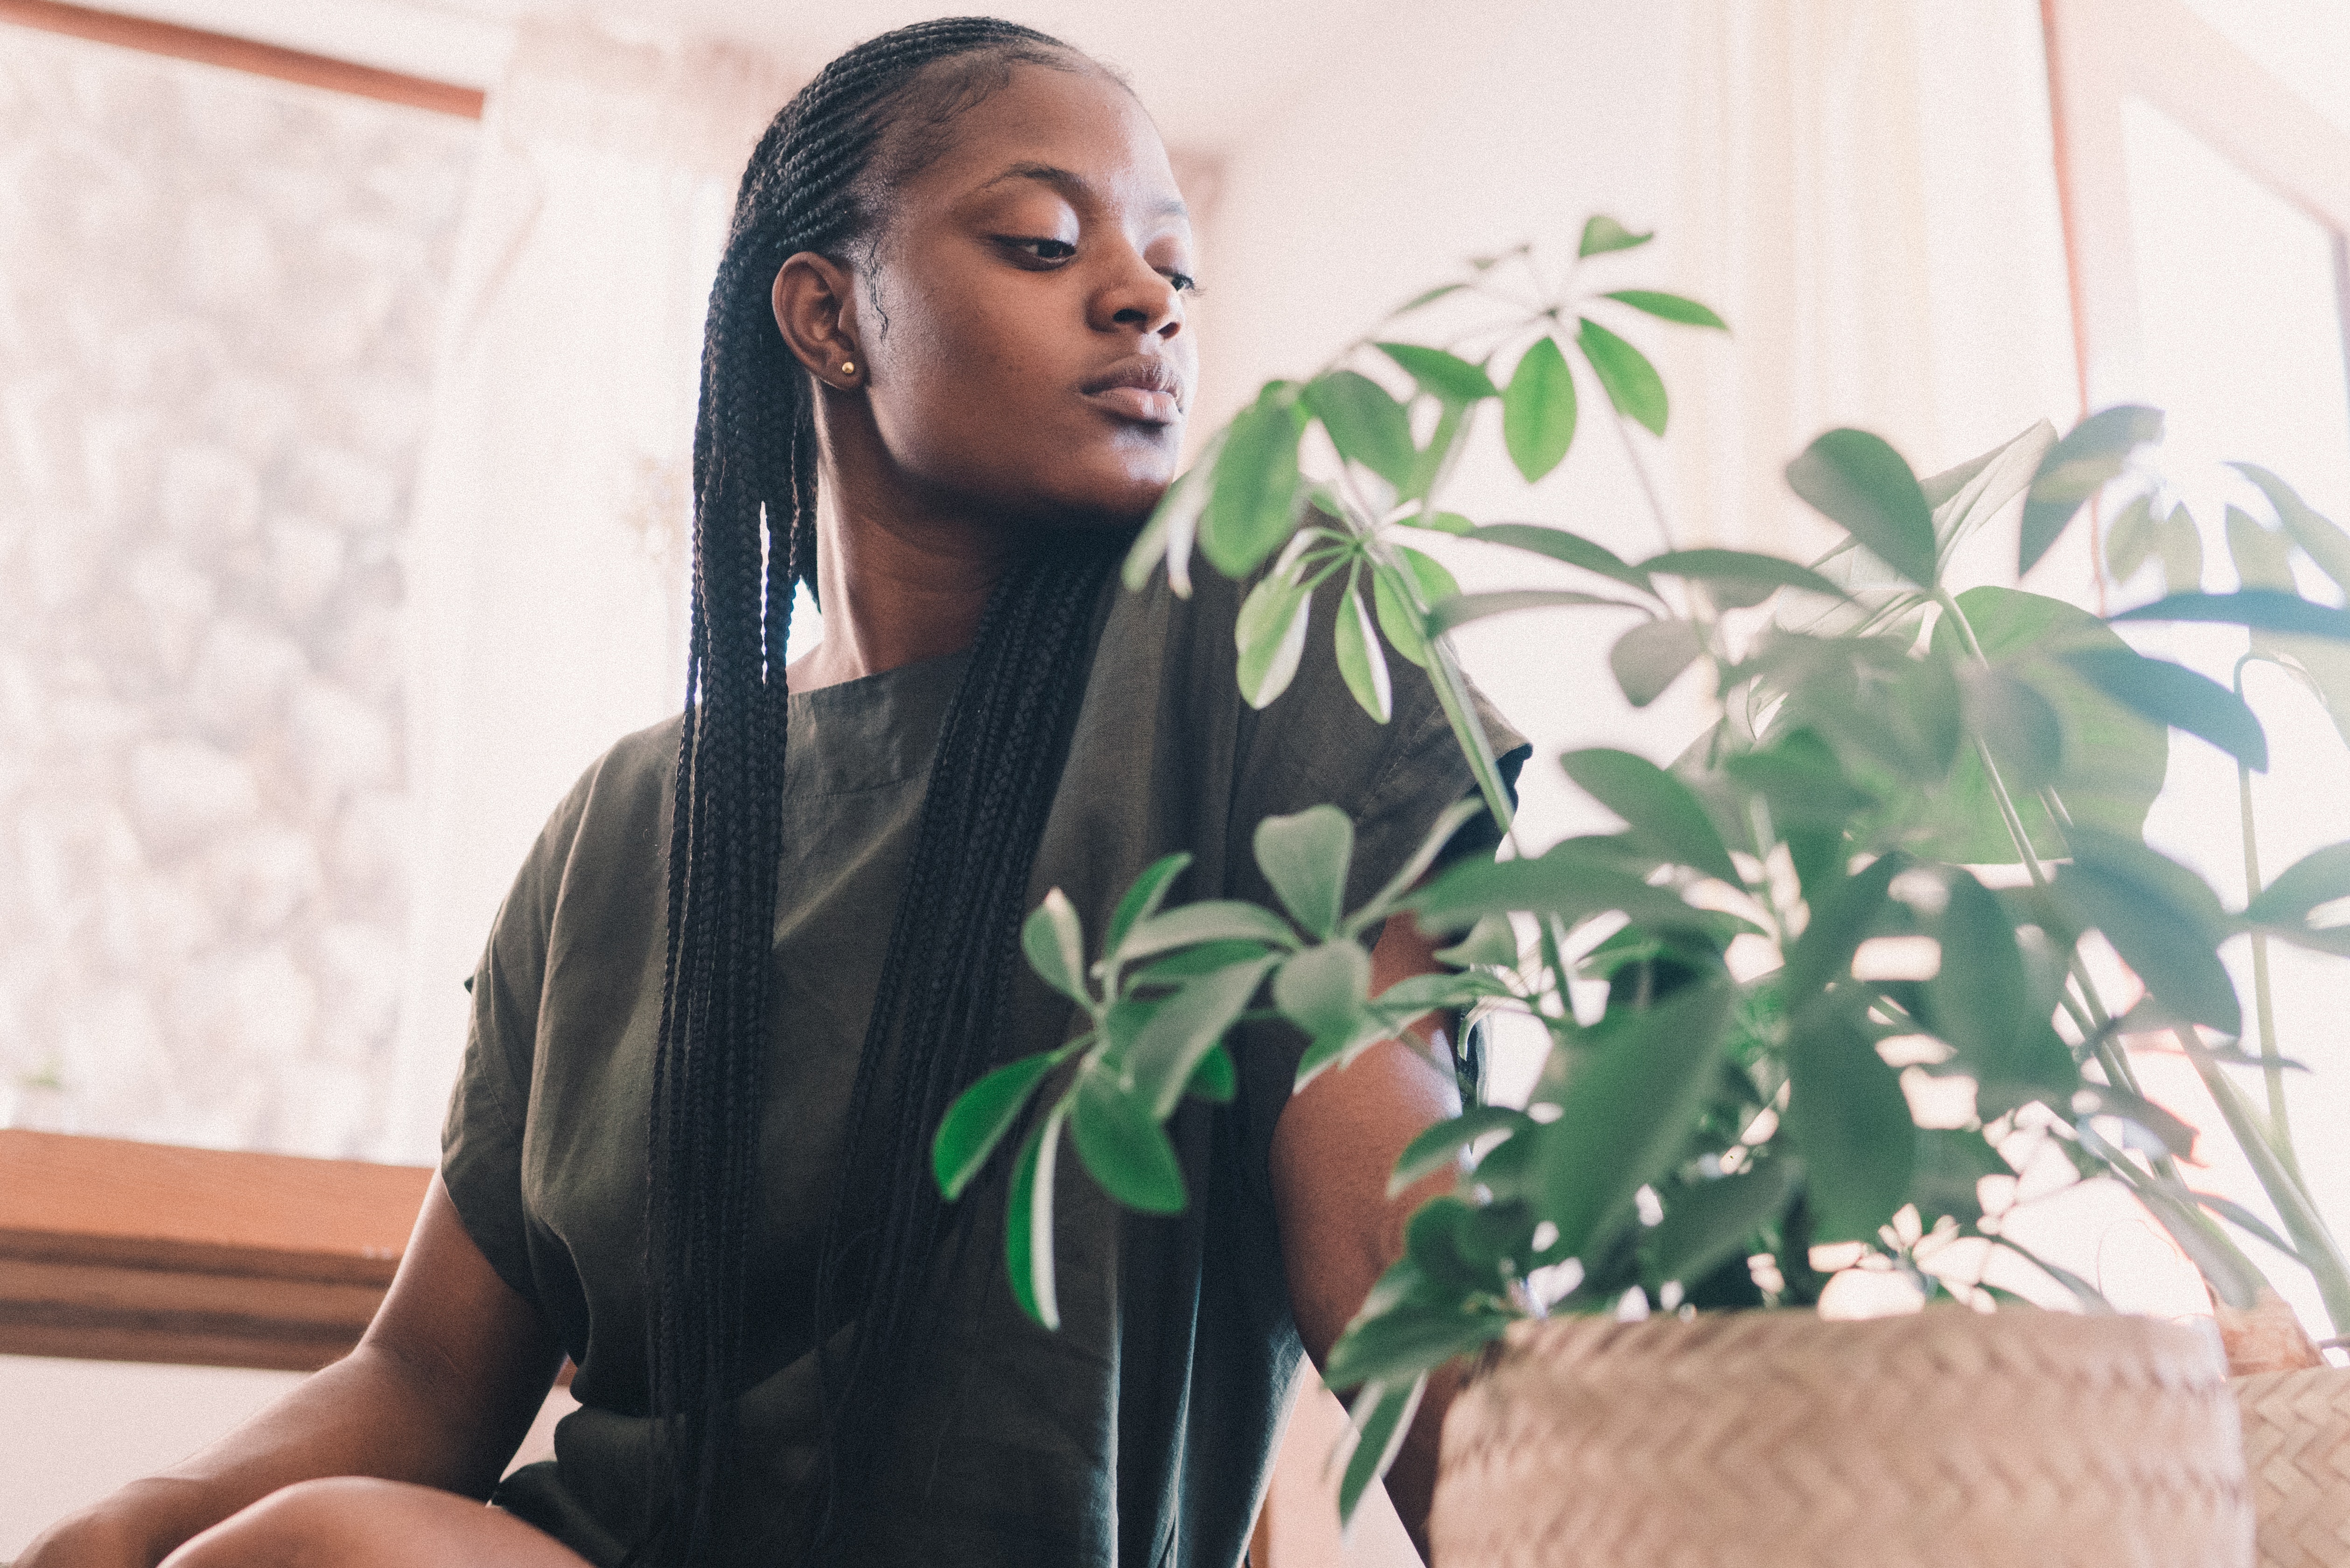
[19,1176,563,1568]
[1270,907,1466,1565]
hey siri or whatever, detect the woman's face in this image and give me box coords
[832,61,1198,530]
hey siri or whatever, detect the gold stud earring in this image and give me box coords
[840,359,856,375]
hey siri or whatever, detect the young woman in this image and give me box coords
[22,19,1521,1568]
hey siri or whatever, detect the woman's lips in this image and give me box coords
[1087,385,1181,424]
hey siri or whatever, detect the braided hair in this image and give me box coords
[646,19,1129,1563]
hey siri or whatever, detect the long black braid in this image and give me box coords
[646,19,1123,1564]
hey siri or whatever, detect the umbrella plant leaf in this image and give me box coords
[1333,573,1394,722]
[1610,619,1705,707]
[2019,405,2164,576]
[1502,334,1579,482]
[1784,428,1937,587]
[2059,646,2269,771]
[1579,214,1654,256]
[1559,747,1741,885]
[1255,805,1356,939]
[1601,289,1728,329]
[934,1050,1059,1201]
[1576,316,1668,435]
[1199,384,1305,578]
[2230,462,2350,592]
[1070,1070,1187,1215]
[1375,342,1499,403]
[1785,1013,1917,1244]
[1304,369,1416,489]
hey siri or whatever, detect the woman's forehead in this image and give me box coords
[910,63,1180,215]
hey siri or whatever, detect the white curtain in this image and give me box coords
[1667,0,2078,579]
[382,23,796,1162]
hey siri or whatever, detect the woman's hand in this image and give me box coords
[1269,907,1465,1565]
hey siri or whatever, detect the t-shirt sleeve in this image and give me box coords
[1219,571,1530,1202]
[439,770,600,1305]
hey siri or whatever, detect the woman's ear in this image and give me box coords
[771,252,863,386]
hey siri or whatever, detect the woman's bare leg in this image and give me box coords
[160,1477,593,1568]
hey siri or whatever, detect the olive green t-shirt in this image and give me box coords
[441,565,1525,1568]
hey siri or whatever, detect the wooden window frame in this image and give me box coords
[0,0,483,118]
[2041,0,2350,416]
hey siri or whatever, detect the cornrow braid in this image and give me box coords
[645,18,1108,1566]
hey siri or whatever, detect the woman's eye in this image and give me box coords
[1165,271,1199,294]
[1004,237,1077,264]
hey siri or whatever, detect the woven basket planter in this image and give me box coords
[2235,1365,2350,1566]
[1430,1309,2252,1568]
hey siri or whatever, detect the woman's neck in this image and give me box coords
[783,448,1015,693]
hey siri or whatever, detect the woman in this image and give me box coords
[22,19,1520,1567]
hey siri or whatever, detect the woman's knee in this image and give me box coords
[162,1477,419,1568]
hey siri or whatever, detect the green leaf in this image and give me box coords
[1642,1157,1800,1289]
[1374,342,1499,403]
[1370,548,1460,668]
[1128,939,1273,986]
[1575,317,1668,435]
[1722,736,1878,833]
[1256,805,1356,939]
[1128,955,1279,1118]
[1559,747,1741,885]
[1784,853,1902,1009]
[1413,844,1738,938]
[1187,1042,1237,1103]
[2072,1084,2199,1159]
[1125,442,1219,594]
[1071,1070,1187,1215]
[1104,853,1195,965]
[1434,911,1519,968]
[1536,976,1735,1261]
[934,1050,1059,1200]
[1403,511,1476,537]
[1918,588,2167,863]
[1006,1105,1066,1329]
[2229,505,2297,590]
[1501,335,1578,482]
[1348,796,1489,935]
[1608,619,1704,708]
[1389,1106,1532,1195]
[2102,491,2158,583]
[2231,462,2350,592]
[1120,900,1300,961]
[1579,214,1654,257]
[1784,429,1937,587]
[1469,523,1657,595]
[1387,281,1468,319]
[1428,588,1650,635]
[1021,889,1090,1006]
[1600,289,1728,329]
[2113,589,2350,640]
[2157,504,2203,595]
[1336,1375,1433,1528]
[1960,665,2064,788]
[1305,370,1415,489]
[1784,1014,1917,1243]
[2060,646,2268,770]
[1234,567,1313,708]
[1199,385,1305,578]
[2194,1189,2303,1262]
[1926,871,2034,1084]
[2131,1182,2261,1310]
[1333,574,1394,722]
[1273,940,1374,1037]
[2054,830,2240,1033]
[2243,842,2350,925]
[1928,422,2057,557]
[2019,405,2164,575]
[1911,1129,2007,1225]
[1640,548,1851,608]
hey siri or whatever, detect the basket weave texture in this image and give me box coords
[2234,1365,2350,1566]
[1430,1309,2251,1568]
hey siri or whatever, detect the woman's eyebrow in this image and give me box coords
[979,161,1188,220]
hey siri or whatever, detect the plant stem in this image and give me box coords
[1607,403,1678,553]
[2233,654,2297,1181]
[2176,1028,2350,1337]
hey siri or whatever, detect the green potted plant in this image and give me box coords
[934,218,2350,1565]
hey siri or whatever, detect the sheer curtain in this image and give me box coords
[1667,0,2077,579]
[383,22,796,1162]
